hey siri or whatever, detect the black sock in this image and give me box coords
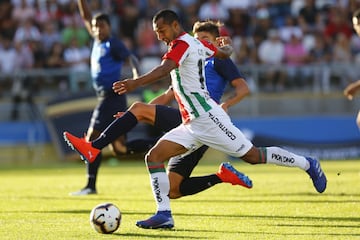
[179,175,222,196]
[85,154,102,190]
[92,111,138,149]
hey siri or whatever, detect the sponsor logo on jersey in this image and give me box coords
[208,112,236,140]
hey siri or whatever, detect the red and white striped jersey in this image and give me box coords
[162,32,217,123]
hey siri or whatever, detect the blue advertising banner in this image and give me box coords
[233,115,360,160]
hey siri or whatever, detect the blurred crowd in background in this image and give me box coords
[1,0,360,98]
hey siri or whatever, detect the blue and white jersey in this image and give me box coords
[90,37,131,92]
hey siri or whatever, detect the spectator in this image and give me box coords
[0,1,17,39]
[332,32,358,88]
[278,15,303,43]
[46,42,66,69]
[0,37,17,97]
[308,31,332,92]
[0,37,17,75]
[61,15,90,47]
[45,42,68,91]
[297,0,322,33]
[267,0,291,27]
[198,0,229,22]
[258,29,286,91]
[10,40,37,120]
[12,0,35,24]
[324,6,353,41]
[233,36,256,65]
[13,18,41,43]
[41,21,61,54]
[118,0,140,44]
[63,37,91,91]
[136,18,162,59]
[34,0,60,28]
[283,33,312,88]
[251,5,272,48]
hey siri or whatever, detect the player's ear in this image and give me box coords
[172,20,180,31]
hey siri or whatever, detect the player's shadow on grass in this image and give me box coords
[113,232,206,239]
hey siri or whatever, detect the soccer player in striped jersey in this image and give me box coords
[64,20,252,197]
[112,9,326,229]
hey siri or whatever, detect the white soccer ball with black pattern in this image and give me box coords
[89,203,121,234]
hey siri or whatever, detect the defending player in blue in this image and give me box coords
[69,0,140,196]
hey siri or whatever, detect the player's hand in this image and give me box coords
[343,80,360,100]
[344,85,357,101]
[113,111,125,118]
[220,103,229,112]
[113,79,138,95]
[344,82,358,100]
[216,36,232,47]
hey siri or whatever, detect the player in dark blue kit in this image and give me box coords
[64,20,252,197]
[70,0,140,196]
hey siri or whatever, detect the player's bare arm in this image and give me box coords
[344,80,360,100]
[77,0,92,35]
[220,78,249,112]
[113,59,176,95]
[148,86,175,105]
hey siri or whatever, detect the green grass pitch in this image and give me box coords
[0,156,359,240]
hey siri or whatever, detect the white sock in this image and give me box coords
[265,147,310,170]
[149,171,171,212]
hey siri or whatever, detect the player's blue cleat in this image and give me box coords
[306,157,327,193]
[136,210,174,229]
[216,162,253,188]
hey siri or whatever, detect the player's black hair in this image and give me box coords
[93,12,111,26]
[192,20,221,37]
[152,9,180,25]
[354,9,360,19]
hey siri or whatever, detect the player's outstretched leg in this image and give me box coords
[216,162,253,188]
[305,157,327,193]
[63,131,100,163]
[136,210,174,229]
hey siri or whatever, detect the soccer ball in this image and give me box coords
[89,203,121,234]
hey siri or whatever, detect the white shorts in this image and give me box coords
[160,101,253,158]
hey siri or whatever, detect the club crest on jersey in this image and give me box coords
[198,49,204,56]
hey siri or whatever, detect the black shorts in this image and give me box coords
[154,105,182,132]
[90,91,127,132]
[167,145,209,178]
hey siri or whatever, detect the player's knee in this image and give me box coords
[145,150,160,163]
[129,101,150,120]
[242,147,263,164]
[241,154,259,165]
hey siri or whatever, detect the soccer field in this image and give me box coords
[0,157,359,240]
